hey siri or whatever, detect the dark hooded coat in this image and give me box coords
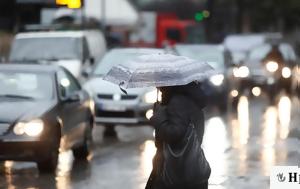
[146,83,210,189]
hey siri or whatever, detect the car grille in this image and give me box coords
[0,123,10,136]
[96,110,135,118]
[97,94,138,100]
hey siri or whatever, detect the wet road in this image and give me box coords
[0,94,300,189]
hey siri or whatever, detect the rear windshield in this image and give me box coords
[9,37,83,62]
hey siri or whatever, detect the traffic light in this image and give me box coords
[56,0,82,9]
[195,10,210,22]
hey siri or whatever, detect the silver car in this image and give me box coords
[83,48,163,136]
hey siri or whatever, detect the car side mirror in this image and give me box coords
[64,93,80,103]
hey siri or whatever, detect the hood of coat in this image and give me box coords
[161,82,206,109]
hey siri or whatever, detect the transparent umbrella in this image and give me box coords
[103,53,216,90]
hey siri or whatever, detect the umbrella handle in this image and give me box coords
[119,82,128,95]
[156,89,159,103]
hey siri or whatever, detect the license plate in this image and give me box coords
[100,104,126,111]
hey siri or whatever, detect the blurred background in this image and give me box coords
[1,0,300,189]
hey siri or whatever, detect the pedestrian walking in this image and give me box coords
[145,82,211,189]
[103,53,216,189]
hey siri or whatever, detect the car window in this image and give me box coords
[0,71,54,100]
[248,44,296,61]
[279,44,296,61]
[57,69,81,98]
[9,37,82,62]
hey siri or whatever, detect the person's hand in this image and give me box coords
[150,103,167,126]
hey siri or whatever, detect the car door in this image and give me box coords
[57,69,89,149]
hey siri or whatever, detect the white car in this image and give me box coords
[9,30,106,79]
[83,48,163,135]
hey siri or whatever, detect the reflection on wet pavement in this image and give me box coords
[203,95,298,188]
[140,140,156,180]
[0,95,299,189]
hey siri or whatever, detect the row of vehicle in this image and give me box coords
[164,33,300,111]
[0,38,164,172]
[1,30,299,173]
[6,31,300,111]
[224,34,299,108]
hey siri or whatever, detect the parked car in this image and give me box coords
[9,30,106,79]
[83,48,163,136]
[0,64,94,172]
[174,44,231,111]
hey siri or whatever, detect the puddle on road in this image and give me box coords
[1,150,77,189]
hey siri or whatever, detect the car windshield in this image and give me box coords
[248,44,297,61]
[0,72,54,100]
[176,46,225,70]
[9,37,82,62]
[93,50,157,76]
[231,51,247,64]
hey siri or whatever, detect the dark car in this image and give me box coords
[174,44,231,111]
[230,43,297,103]
[0,64,94,173]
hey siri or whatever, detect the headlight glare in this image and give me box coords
[144,90,162,103]
[13,119,44,137]
[238,66,250,78]
[282,67,291,78]
[209,74,224,86]
[233,67,240,77]
[266,61,279,72]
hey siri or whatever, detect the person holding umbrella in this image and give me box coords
[104,53,214,189]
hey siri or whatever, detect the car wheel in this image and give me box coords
[73,123,93,160]
[37,150,59,173]
[37,136,59,173]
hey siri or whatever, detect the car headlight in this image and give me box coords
[266,61,279,72]
[144,90,162,103]
[209,74,224,86]
[233,66,249,78]
[233,67,240,77]
[238,66,250,78]
[282,67,291,78]
[13,119,44,137]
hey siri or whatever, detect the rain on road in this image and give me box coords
[0,94,300,189]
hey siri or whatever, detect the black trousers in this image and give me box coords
[148,180,208,189]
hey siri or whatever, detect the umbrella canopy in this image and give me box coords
[103,53,216,89]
